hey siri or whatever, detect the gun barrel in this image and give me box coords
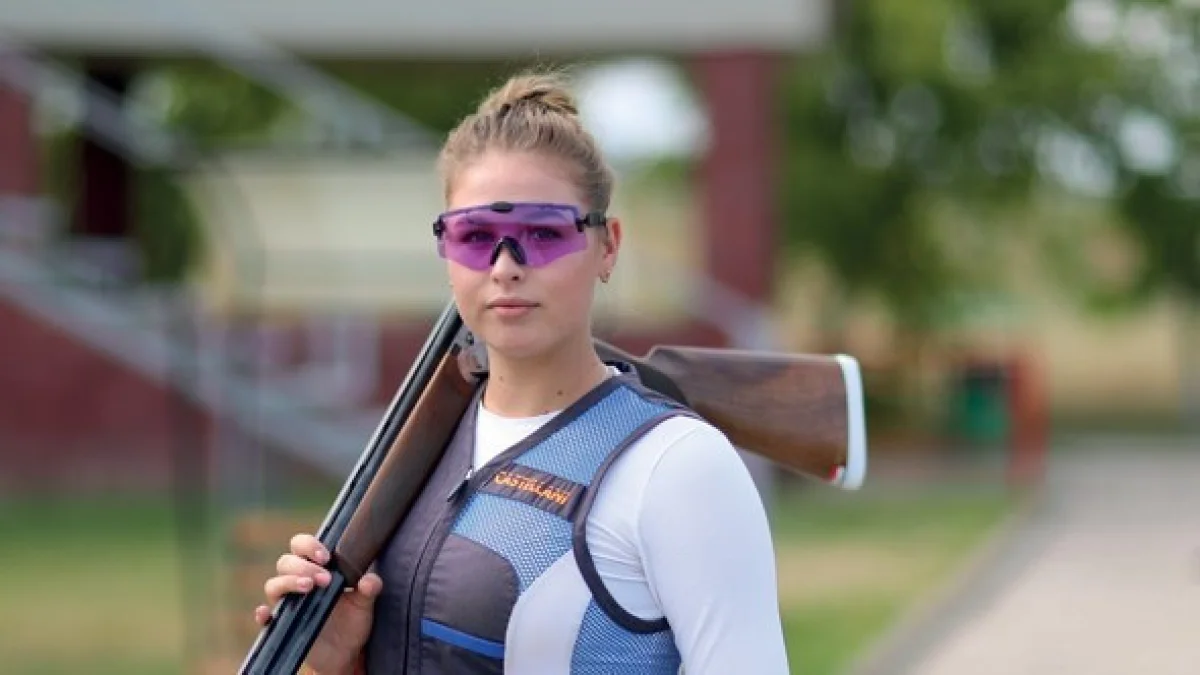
[238,302,466,675]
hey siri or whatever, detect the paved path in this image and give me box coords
[858,440,1200,675]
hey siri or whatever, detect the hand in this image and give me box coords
[255,533,383,674]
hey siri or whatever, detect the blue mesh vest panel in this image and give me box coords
[413,377,690,674]
[571,601,682,674]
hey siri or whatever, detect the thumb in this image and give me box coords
[349,572,383,605]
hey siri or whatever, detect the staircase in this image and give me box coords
[0,235,406,474]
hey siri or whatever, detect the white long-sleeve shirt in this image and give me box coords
[472,387,791,674]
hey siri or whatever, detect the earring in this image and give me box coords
[600,270,611,283]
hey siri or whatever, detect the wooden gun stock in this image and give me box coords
[595,342,867,489]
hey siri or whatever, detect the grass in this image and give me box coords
[0,495,191,675]
[771,484,1015,674]
[0,484,1013,674]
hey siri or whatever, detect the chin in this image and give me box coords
[486,338,553,363]
[480,325,556,362]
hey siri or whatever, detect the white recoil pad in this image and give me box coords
[830,354,868,490]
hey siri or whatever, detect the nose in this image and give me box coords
[489,237,526,280]
[489,237,527,266]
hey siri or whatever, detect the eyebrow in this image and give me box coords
[457,208,569,226]
[458,215,491,227]
[522,210,566,224]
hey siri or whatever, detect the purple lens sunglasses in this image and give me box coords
[432,201,608,270]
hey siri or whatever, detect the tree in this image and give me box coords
[778,0,1198,426]
[1070,1,1200,427]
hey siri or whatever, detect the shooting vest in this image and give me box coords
[364,363,697,674]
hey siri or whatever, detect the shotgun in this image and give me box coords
[239,301,868,674]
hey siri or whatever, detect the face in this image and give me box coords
[442,151,621,361]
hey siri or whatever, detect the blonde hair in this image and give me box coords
[438,69,615,213]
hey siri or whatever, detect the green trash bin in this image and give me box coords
[950,361,1011,449]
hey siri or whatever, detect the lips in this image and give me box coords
[486,298,539,309]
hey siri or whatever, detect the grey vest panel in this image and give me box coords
[364,387,482,675]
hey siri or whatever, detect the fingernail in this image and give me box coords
[318,570,331,585]
[315,549,329,564]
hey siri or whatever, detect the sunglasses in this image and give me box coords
[432,201,608,270]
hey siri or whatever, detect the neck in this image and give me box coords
[482,336,609,418]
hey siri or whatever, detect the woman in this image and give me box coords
[256,69,791,675]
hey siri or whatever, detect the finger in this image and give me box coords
[343,572,383,610]
[264,574,316,605]
[254,604,273,626]
[289,533,329,564]
[276,554,333,586]
[357,572,383,599]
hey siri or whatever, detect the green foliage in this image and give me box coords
[147,62,293,145]
[133,167,203,283]
[1118,175,1200,298]
[779,0,1197,339]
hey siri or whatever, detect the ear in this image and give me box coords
[601,216,622,270]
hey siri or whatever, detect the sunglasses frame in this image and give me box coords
[432,200,609,240]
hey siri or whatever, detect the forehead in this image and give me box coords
[448,151,584,211]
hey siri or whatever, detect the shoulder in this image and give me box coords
[598,411,756,513]
[610,375,735,461]
[591,378,761,519]
[638,415,739,471]
[635,415,761,504]
[590,414,717,499]
[584,414,763,570]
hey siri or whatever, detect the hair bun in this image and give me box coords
[478,71,580,118]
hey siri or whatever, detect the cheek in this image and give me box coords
[447,265,484,308]
[543,258,598,307]
[446,265,466,293]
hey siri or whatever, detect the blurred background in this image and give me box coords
[0,0,1196,673]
